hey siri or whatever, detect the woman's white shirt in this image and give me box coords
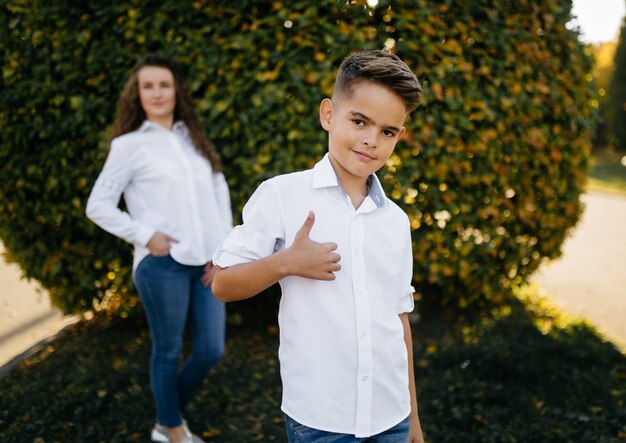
[86,120,233,272]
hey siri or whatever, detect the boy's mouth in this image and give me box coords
[352,149,375,161]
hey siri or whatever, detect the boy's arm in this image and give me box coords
[400,312,425,443]
[212,211,341,302]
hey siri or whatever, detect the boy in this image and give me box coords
[212,50,424,442]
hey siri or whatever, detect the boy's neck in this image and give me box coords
[328,156,369,209]
[341,177,368,209]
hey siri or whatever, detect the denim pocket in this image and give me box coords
[285,415,326,439]
[135,253,172,280]
[135,254,153,278]
[292,422,312,435]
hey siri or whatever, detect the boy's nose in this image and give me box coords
[361,132,377,148]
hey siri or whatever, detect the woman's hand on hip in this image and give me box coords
[147,232,178,256]
[201,261,217,287]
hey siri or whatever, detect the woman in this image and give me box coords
[86,54,232,443]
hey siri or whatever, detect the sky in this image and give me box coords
[571,0,625,44]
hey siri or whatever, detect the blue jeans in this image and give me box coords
[285,415,410,443]
[134,254,225,427]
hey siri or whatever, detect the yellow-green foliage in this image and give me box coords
[0,0,595,313]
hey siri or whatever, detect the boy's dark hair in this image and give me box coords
[333,50,422,113]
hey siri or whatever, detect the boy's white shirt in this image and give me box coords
[86,120,233,272]
[213,154,415,437]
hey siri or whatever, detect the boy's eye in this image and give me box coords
[352,119,365,127]
[383,130,396,137]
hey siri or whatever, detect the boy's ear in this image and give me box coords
[319,98,333,131]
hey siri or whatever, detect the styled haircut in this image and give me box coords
[333,50,422,113]
[110,53,222,172]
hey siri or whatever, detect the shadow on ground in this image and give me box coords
[0,293,624,443]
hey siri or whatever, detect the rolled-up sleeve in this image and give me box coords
[85,141,155,246]
[212,179,284,268]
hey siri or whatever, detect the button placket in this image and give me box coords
[169,133,205,261]
[351,214,373,436]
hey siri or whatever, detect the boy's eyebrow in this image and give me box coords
[349,111,402,133]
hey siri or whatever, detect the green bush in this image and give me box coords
[0,0,595,314]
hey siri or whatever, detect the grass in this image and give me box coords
[587,152,626,195]
[1,288,624,443]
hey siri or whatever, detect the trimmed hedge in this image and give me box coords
[0,0,595,314]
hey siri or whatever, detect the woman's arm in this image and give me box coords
[85,141,155,246]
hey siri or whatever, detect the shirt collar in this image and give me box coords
[138,120,186,133]
[312,153,386,208]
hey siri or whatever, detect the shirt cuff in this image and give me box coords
[212,248,254,269]
[397,286,416,314]
[135,226,156,247]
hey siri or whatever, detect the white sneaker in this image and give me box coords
[151,423,169,442]
[151,420,205,443]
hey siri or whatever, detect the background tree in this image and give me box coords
[610,14,626,152]
[592,40,618,150]
[0,0,596,314]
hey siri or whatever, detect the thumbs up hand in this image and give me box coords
[285,211,341,280]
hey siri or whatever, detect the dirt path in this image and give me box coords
[532,191,626,350]
[0,244,78,371]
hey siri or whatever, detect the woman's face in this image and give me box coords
[137,66,176,128]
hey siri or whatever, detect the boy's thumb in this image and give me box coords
[296,211,315,238]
